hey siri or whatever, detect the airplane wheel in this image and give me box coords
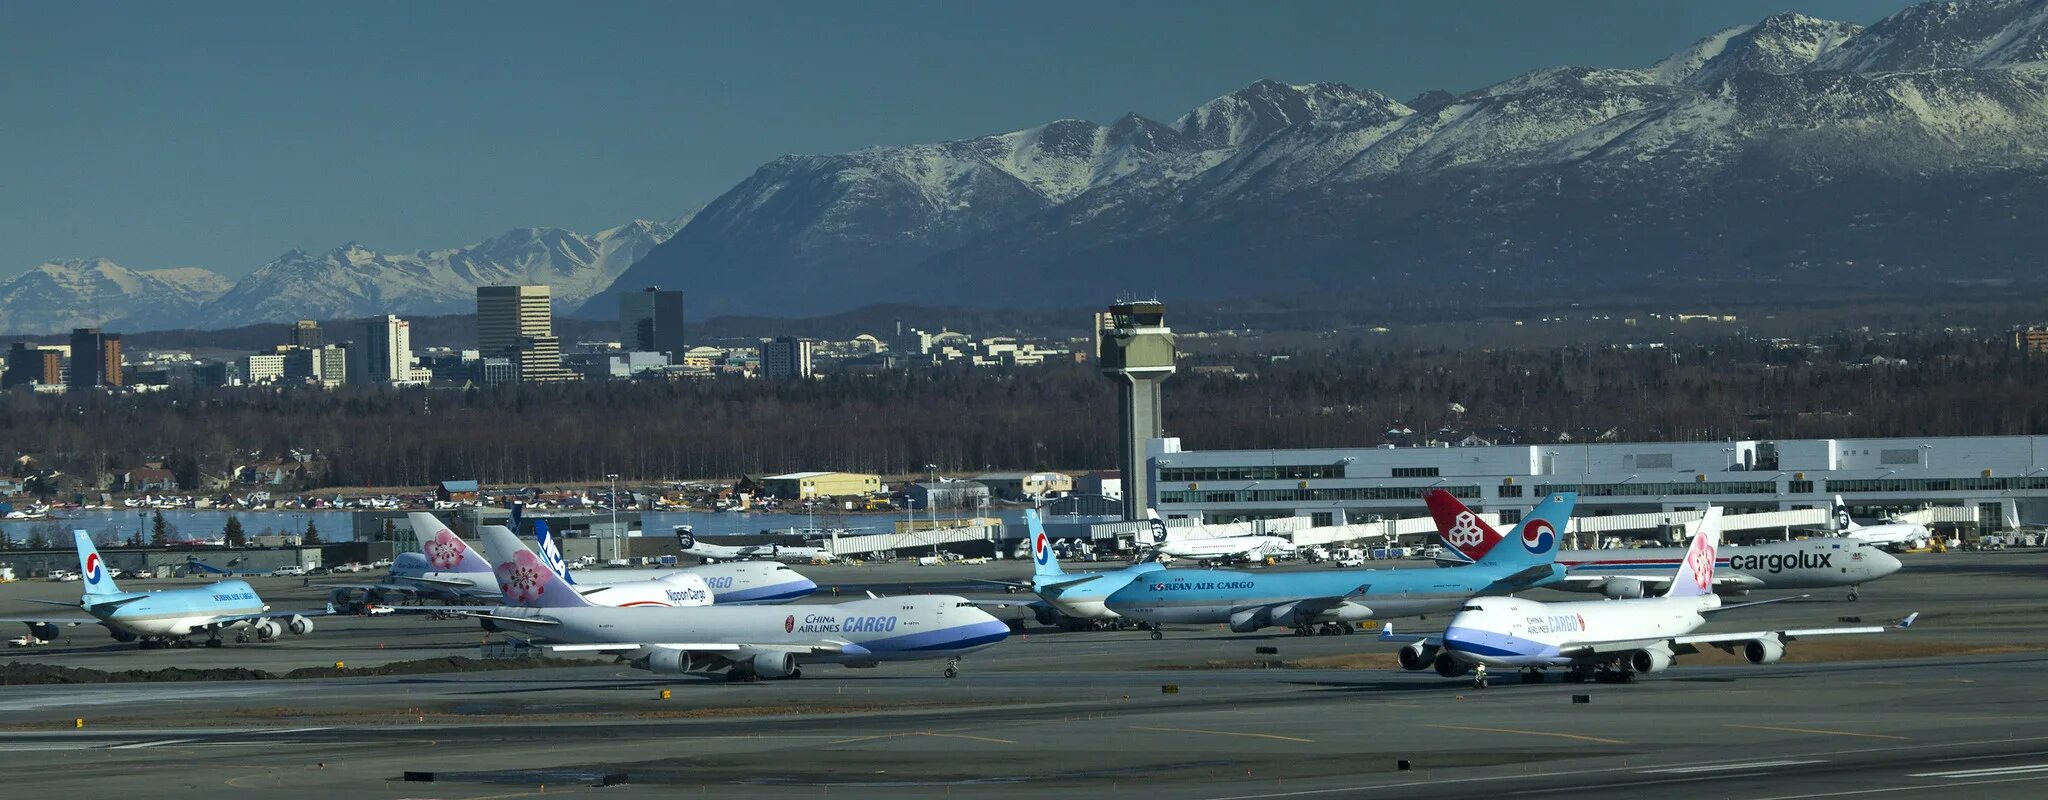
[1847,590,1859,602]
[789,667,803,680]
[205,638,224,648]
[1150,630,1163,641]
[944,666,959,678]
[1521,669,1546,683]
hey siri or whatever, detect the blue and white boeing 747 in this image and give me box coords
[1385,507,1917,687]
[3,531,331,648]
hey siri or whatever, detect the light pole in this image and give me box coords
[606,473,620,562]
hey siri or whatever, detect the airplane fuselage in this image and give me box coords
[1443,595,1716,668]
[489,595,1008,665]
[89,580,269,637]
[1104,564,1561,630]
[1558,539,1900,591]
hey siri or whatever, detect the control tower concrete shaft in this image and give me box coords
[1098,301,1176,521]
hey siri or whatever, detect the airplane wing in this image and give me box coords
[1480,564,1565,592]
[0,615,98,627]
[196,604,341,630]
[1377,623,1440,646]
[460,610,562,625]
[968,578,1033,591]
[1230,583,1376,620]
[959,598,1045,610]
[1560,612,1914,658]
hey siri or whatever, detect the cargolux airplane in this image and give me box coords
[1104,493,1574,637]
[332,512,815,604]
[1831,495,1932,552]
[969,509,1167,629]
[470,526,1008,681]
[1385,507,1917,687]
[1143,508,1292,566]
[2,531,330,648]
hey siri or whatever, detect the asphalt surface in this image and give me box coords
[0,549,2043,799]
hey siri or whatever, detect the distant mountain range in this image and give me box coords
[0,217,687,334]
[8,0,2048,333]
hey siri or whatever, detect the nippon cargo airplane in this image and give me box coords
[470,525,1008,681]
[1385,507,1917,688]
[1103,493,1575,638]
[2,531,331,648]
[1831,494,1933,552]
[1143,508,1292,566]
[968,509,1167,629]
[331,513,815,604]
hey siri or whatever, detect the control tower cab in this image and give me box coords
[1099,300,1176,521]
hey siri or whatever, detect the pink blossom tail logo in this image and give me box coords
[1691,541,1717,590]
[425,529,466,570]
[494,550,549,604]
[784,615,795,634]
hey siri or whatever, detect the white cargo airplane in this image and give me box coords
[674,526,835,564]
[1142,509,1292,566]
[470,526,1008,681]
[1385,507,1917,687]
[1830,495,1932,552]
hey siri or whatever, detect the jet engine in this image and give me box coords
[645,649,693,675]
[1398,641,1440,671]
[749,652,797,679]
[1743,636,1786,664]
[1433,652,1471,678]
[28,623,60,641]
[109,628,138,643]
[1032,607,1060,627]
[1629,644,1674,674]
[1601,579,1647,600]
[286,615,314,635]
[253,620,283,641]
[1228,607,1272,633]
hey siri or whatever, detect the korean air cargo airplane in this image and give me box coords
[1385,507,1917,688]
[1102,492,1574,638]
[469,526,1008,681]
[966,509,1167,629]
[2,531,330,648]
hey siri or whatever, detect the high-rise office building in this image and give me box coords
[3,343,62,388]
[67,328,123,389]
[363,315,422,385]
[618,287,686,362]
[317,345,348,388]
[761,337,815,379]
[478,285,570,381]
[289,319,323,349]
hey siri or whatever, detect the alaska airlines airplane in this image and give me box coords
[970,509,1166,629]
[1386,507,1916,687]
[674,526,835,564]
[332,513,815,604]
[1143,509,1292,566]
[1831,495,1932,552]
[1103,492,1575,638]
[2,531,330,648]
[470,526,1008,681]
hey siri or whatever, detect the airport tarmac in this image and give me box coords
[0,550,2043,798]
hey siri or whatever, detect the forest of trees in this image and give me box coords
[5,330,2047,491]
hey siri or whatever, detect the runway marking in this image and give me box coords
[1425,724,1624,745]
[1910,763,2048,779]
[1638,759,1826,774]
[1131,726,1313,744]
[1726,724,1907,741]
[829,730,1017,745]
[111,738,201,749]
[1751,772,2048,799]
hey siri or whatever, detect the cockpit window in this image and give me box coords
[1461,604,1484,612]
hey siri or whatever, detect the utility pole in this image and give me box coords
[606,473,621,562]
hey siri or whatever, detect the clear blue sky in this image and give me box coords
[1,0,1910,277]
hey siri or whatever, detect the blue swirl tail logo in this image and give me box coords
[1520,520,1557,554]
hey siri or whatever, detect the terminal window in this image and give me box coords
[1498,483,1524,498]
[1392,467,1440,478]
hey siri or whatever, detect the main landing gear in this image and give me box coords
[1519,668,1546,684]
[943,657,961,679]
[1847,585,1860,602]
[1472,664,1489,689]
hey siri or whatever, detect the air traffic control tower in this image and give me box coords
[1099,300,1176,521]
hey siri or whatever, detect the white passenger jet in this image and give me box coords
[1142,508,1292,566]
[1830,495,1933,552]
[1385,507,1916,687]
[674,526,835,564]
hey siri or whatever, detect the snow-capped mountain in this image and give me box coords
[197,217,683,329]
[606,0,2048,317]
[0,259,232,334]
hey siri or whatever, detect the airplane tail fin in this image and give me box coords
[1027,509,1063,578]
[74,530,121,596]
[410,512,492,574]
[1425,490,1504,563]
[1145,508,1171,547]
[1484,492,1573,567]
[480,525,592,608]
[533,520,576,585]
[1831,495,1857,532]
[1665,507,1723,598]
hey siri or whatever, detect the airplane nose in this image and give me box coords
[1871,548,1903,577]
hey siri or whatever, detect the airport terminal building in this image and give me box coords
[1148,435,2048,534]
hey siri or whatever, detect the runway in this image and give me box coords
[0,549,2043,798]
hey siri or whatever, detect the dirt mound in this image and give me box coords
[0,656,585,685]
